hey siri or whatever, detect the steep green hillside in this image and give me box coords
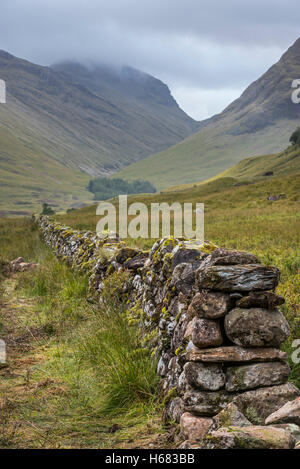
[213,145,300,181]
[0,51,198,214]
[168,144,300,191]
[116,38,300,190]
[0,127,92,216]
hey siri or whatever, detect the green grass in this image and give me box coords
[0,168,299,446]
[57,171,300,231]
[0,216,45,261]
[57,171,300,388]
[73,271,159,414]
[170,144,300,191]
[0,126,93,216]
[213,145,300,181]
[0,218,163,448]
[17,259,159,414]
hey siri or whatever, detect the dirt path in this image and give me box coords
[0,275,52,447]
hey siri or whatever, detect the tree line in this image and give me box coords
[87,177,156,200]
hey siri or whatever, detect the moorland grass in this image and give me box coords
[0,170,299,447]
[56,172,300,387]
[0,218,162,448]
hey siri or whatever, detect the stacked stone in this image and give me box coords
[35,217,299,448]
[155,246,299,448]
[36,215,126,274]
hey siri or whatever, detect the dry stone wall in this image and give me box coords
[36,215,300,449]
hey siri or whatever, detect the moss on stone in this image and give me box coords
[244,406,262,425]
[163,387,178,406]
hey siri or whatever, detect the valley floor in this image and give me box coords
[0,171,299,447]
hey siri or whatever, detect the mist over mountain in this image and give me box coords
[117,38,300,189]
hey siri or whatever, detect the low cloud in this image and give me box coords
[0,0,299,119]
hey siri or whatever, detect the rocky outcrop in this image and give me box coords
[35,216,299,449]
[201,425,295,449]
[232,384,300,424]
[265,398,300,426]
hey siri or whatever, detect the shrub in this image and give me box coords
[41,203,55,215]
[289,127,300,145]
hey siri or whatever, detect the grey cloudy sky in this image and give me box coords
[1,0,300,119]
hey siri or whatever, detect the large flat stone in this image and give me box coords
[265,397,300,426]
[202,426,295,449]
[197,264,280,292]
[269,424,300,442]
[232,383,300,424]
[224,307,290,347]
[185,345,287,363]
[225,362,290,392]
[184,362,225,391]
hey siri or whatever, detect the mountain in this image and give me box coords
[51,61,199,170]
[116,38,300,190]
[0,51,198,215]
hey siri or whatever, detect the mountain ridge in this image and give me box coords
[0,50,198,214]
[116,37,300,189]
